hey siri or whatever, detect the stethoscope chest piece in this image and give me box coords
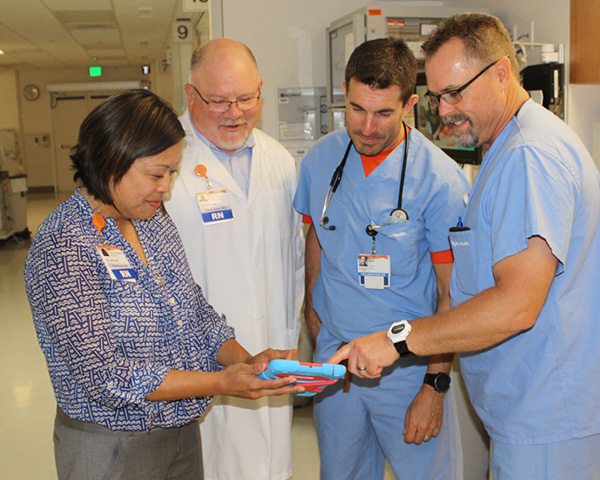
[389,208,409,222]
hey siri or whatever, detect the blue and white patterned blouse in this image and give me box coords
[24,190,235,431]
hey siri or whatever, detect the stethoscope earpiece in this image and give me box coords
[320,217,336,231]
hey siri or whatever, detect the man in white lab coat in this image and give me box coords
[165,39,303,480]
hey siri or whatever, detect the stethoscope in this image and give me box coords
[319,121,410,234]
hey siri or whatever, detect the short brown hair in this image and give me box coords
[345,37,417,104]
[422,13,519,78]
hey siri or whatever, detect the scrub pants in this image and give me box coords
[490,434,600,480]
[54,407,203,480]
[314,326,462,480]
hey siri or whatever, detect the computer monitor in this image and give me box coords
[413,72,483,165]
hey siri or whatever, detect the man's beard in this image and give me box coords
[444,113,479,148]
[216,119,250,151]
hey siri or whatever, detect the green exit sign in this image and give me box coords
[89,66,102,77]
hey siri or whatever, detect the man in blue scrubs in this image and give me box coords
[331,13,600,479]
[294,38,470,479]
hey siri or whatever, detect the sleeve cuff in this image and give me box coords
[302,214,313,225]
[430,249,454,264]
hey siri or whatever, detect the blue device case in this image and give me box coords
[257,359,346,396]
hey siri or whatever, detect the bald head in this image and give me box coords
[191,38,258,77]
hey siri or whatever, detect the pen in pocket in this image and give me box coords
[449,217,470,232]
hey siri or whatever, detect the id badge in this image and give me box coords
[357,254,391,289]
[96,246,138,282]
[196,190,234,224]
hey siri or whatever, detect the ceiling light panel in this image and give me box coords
[138,7,153,18]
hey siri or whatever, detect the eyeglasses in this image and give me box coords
[424,58,503,107]
[190,84,261,113]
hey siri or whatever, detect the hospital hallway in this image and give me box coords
[0,191,396,479]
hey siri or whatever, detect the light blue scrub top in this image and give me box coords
[449,100,600,444]
[294,128,470,341]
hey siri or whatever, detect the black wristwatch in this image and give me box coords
[387,320,414,358]
[423,372,451,393]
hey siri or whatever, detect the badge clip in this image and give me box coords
[195,164,214,189]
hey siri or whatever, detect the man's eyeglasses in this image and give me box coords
[424,58,504,107]
[190,84,261,113]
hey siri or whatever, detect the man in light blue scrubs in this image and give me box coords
[330,13,600,479]
[294,38,470,479]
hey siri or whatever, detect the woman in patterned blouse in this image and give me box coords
[24,89,302,480]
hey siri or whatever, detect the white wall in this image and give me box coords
[491,0,569,45]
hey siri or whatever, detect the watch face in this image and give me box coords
[391,323,406,335]
[434,374,451,392]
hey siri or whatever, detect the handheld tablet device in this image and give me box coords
[257,359,346,396]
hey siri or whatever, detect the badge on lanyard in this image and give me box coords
[96,245,138,282]
[195,164,234,225]
[196,190,234,224]
[357,254,391,290]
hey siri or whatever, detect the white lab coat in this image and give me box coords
[165,112,303,480]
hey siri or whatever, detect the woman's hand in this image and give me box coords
[246,348,298,365]
[216,362,304,399]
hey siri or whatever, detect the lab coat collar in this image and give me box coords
[180,111,275,207]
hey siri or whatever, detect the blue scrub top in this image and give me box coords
[294,128,470,341]
[450,100,600,444]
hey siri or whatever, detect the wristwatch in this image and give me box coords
[423,372,451,393]
[387,320,414,358]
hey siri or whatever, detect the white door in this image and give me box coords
[51,93,113,193]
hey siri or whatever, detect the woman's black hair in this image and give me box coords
[71,89,185,206]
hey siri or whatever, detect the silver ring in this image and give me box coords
[423,435,431,441]
[357,366,367,371]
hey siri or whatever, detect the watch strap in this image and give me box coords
[392,340,414,358]
[423,372,451,393]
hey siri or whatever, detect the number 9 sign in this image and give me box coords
[173,20,193,43]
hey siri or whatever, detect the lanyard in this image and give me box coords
[320,121,410,231]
